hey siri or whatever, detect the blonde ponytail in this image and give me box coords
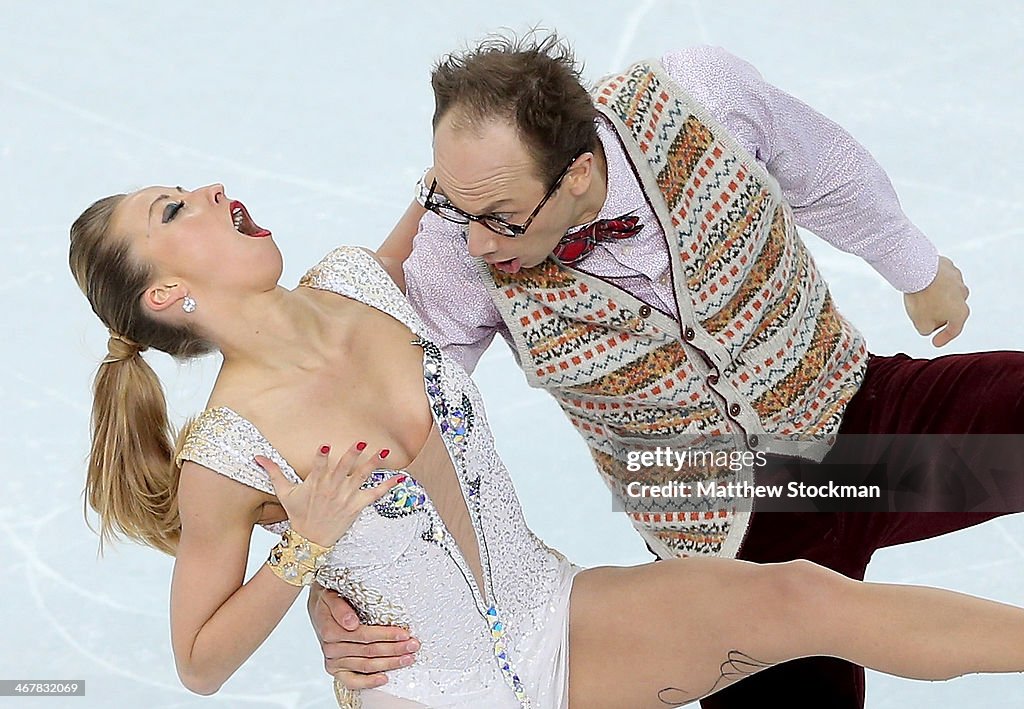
[87,352,182,555]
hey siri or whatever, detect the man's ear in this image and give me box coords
[142,282,189,314]
[566,151,595,196]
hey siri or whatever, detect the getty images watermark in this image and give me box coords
[624,446,882,502]
[612,435,1024,513]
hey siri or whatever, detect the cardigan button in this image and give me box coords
[748,434,759,448]
[728,403,741,416]
[638,305,652,319]
[684,326,696,341]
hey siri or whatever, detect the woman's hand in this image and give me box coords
[255,443,402,548]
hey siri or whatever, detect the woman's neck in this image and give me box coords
[214,285,354,375]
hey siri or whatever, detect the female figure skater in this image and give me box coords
[71,183,1024,708]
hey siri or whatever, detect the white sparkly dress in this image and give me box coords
[177,247,582,708]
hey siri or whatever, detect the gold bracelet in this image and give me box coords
[334,677,363,708]
[266,527,332,587]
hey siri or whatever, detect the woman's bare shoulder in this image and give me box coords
[177,459,268,532]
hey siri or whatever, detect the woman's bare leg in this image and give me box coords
[567,558,1024,709]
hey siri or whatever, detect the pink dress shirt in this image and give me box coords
[404,46,939,373]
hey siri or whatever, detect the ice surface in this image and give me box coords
[1,1,1021,706]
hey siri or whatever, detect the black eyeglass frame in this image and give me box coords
[423,150,587,237]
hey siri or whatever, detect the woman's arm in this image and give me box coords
[170,462,300,695]
[170,446,401,695]
[374,169,434,288]
[376,199,427,265]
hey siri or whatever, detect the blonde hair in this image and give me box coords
[69,194,213,556]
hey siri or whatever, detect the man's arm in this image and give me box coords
[402,210,506,373]
[376,200,426,269]
[662,47,969,344]
[376,169,434,267]
[373,183,504,370]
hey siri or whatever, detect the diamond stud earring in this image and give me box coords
[182,295,197,313]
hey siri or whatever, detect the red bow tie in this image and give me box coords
[552,214,643,264]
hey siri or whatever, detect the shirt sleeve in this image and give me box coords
[402,211,505,374]
[661,46,939,293]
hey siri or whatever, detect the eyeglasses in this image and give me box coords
[423,151,585,237]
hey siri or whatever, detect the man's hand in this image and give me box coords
[903,256,970,347]
[308,584,420,690]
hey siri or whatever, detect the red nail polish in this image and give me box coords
[320,445,330,455]
[379,448,390,459]
[356,441,367,451]
[397,475,407,483]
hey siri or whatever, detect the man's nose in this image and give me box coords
[466,221,498,258]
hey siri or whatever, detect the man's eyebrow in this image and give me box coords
[478,199,513,215]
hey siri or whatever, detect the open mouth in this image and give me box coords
[230,200,271,238]
[492,257,522,274]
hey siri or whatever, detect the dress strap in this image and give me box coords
[176,406,302,495]
[299,246,427,338]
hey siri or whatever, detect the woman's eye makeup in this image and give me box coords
[162,200,185,223]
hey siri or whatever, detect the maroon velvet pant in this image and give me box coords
[699,351,1024,709]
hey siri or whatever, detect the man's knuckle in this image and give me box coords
[322,642,346,659]
[369,657,395,672]
[340,658,363,673]
[368,644,394,658]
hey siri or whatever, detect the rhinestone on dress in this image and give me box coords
[367,473,427,518]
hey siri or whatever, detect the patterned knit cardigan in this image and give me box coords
[479,60,868,559]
